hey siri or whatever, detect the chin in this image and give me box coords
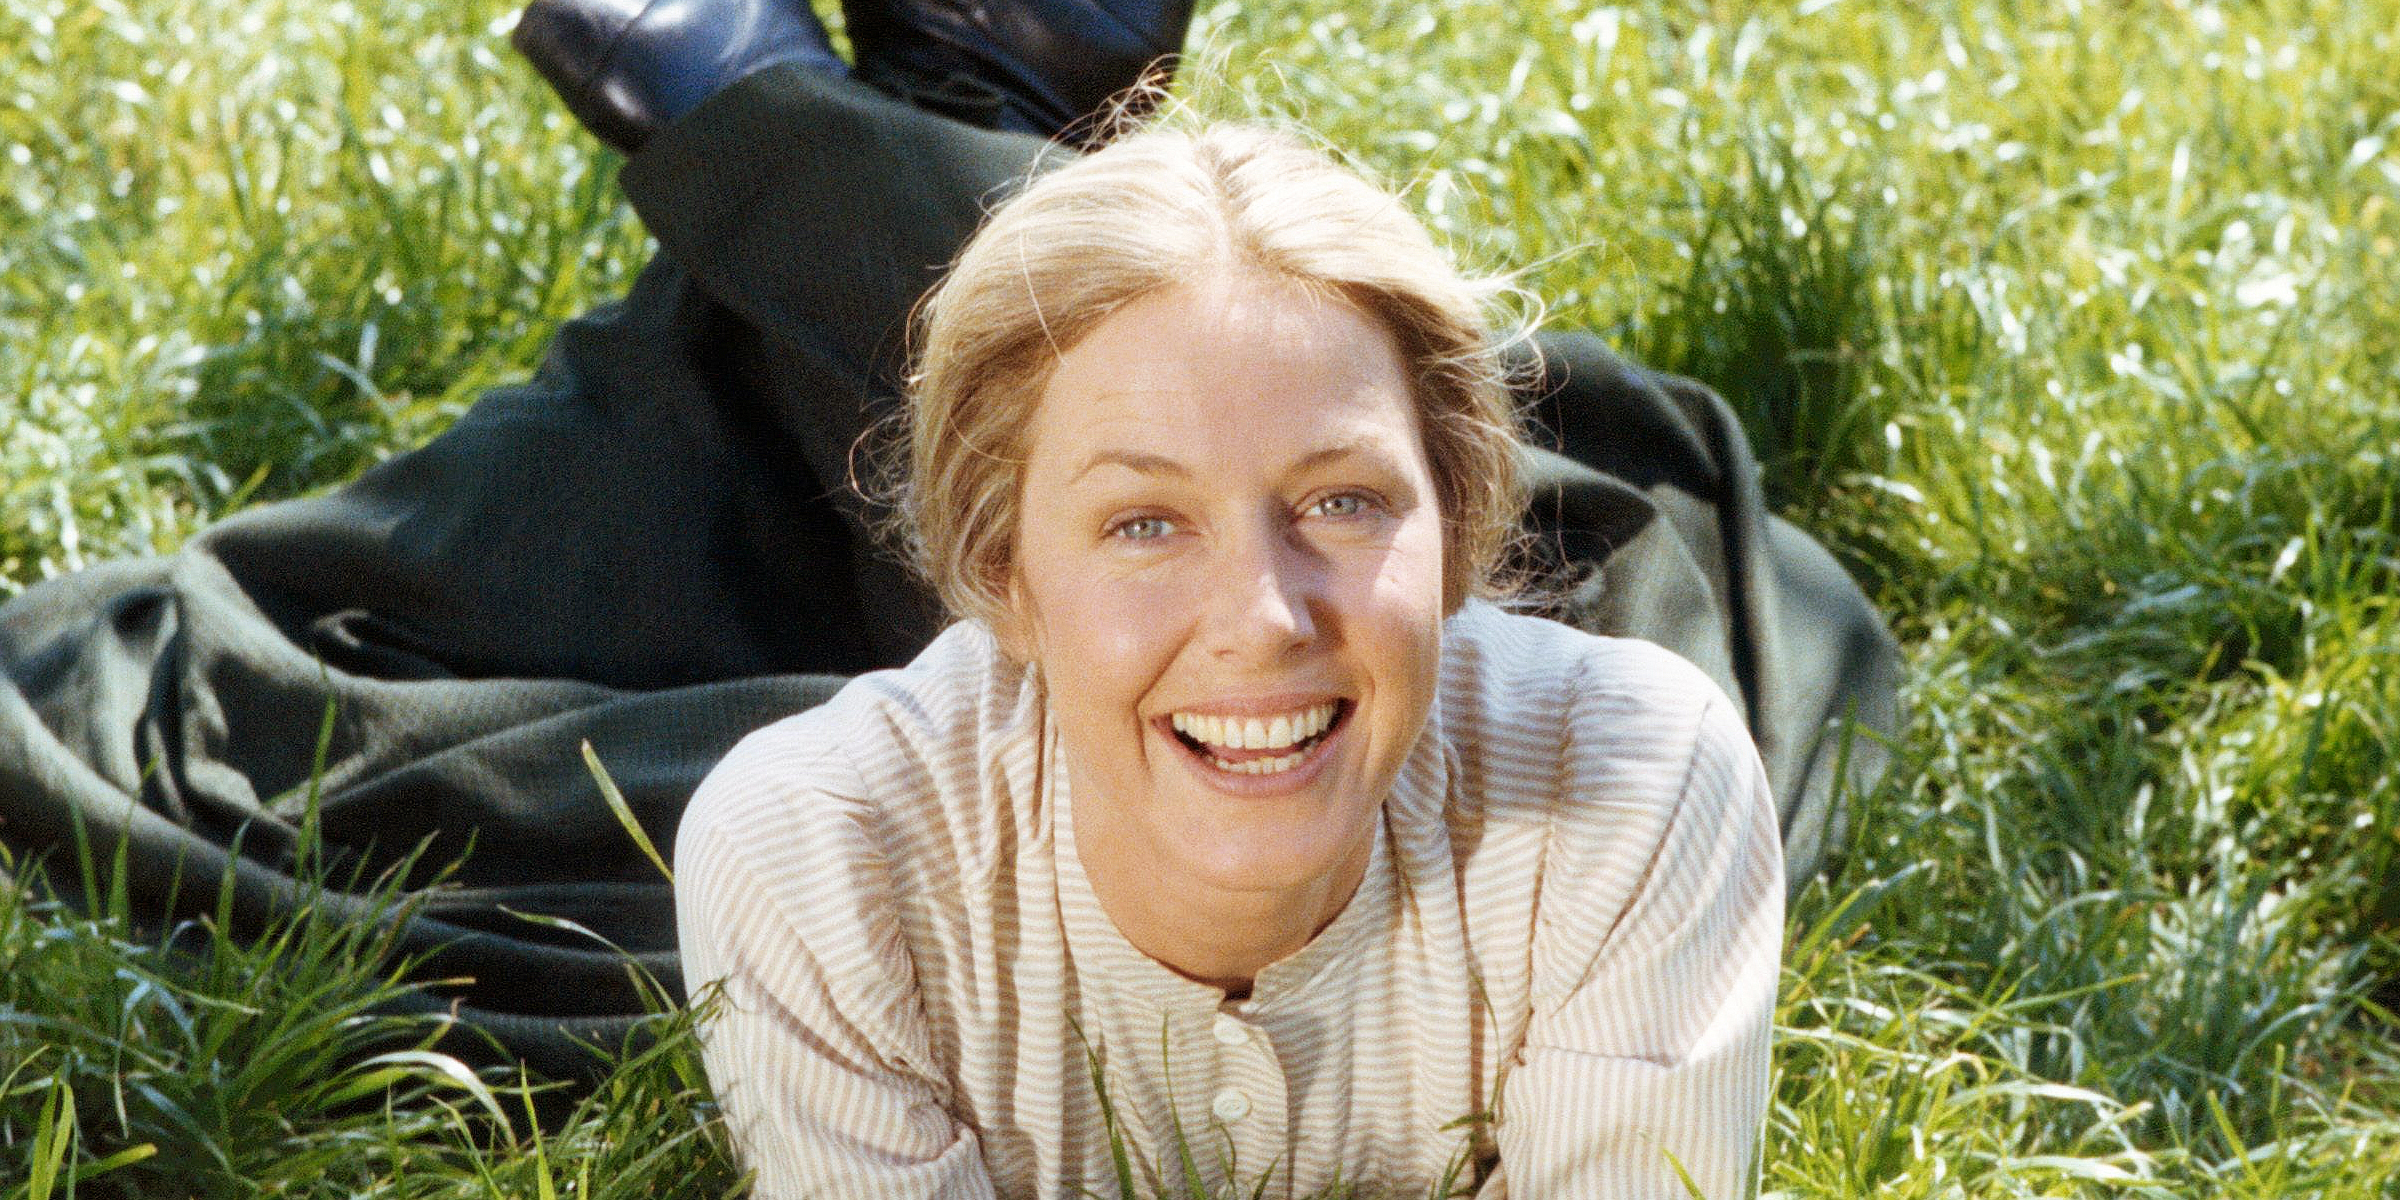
[1164,788,1380,895]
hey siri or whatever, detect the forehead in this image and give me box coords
[1025,270,1423,472]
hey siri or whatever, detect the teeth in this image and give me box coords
[1219,750,1306,775]
[1169,701,1338,752]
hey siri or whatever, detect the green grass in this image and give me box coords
[5,0,2399,1194]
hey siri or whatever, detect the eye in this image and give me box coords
[1107,514,1178,542]
[1304,491,1381,520]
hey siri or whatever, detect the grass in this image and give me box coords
[4,0,2399,1194]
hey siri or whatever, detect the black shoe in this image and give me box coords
[841,0,1195,146]
[512,0,849,155]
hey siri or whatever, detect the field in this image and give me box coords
[4,0,2398,1195]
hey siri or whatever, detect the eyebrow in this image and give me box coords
[1067,439,1396,486]
[1070,450,1192,484]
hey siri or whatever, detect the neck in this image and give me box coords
[1071,795,1373,994]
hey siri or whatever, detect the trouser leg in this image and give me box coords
[615,69,1902,884]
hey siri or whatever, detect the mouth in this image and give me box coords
[1162,699,1350,778]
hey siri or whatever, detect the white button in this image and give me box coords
[1210,1088,1251,1122]
[1211,1014,1247,1046]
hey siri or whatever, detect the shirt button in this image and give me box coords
[1211,1014,1247,1046]
[1210,1088,1251,1122]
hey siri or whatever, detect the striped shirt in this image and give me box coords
[675,600,1782,1199]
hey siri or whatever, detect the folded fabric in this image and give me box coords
[0,66,1899,1075]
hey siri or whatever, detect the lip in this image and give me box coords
[1157,691,1349,720]
[1150,698,1353,798]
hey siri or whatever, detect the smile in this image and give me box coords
[1167,700,1346,776]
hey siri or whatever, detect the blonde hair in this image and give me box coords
[893,121,1528,635]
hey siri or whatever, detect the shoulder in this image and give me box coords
[1436,602,1779,990]
[1438,600,1734,815]
[675,620,1038,928]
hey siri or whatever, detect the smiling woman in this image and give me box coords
[1011,270,1450,992]
[673,123,1784,1199]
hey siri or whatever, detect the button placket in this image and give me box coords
[1200,1007,1292,1195]
[1206,1013,1255,1127]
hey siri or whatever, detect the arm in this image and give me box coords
[675,743,999,1200]
[1488,677,1784,1199]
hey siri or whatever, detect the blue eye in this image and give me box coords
[1307,492,1375,519]
[1111,515,1175,541]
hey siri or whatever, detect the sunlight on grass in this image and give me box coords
[5,0,2398,1194]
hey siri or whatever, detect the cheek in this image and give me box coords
[1362,512,1450,618]
[1020,560,1195,702]
[1356,516,1449,702]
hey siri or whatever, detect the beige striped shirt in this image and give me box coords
[676,600,1781,1198]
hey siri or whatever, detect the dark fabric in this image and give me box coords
[0,66,1898,1075]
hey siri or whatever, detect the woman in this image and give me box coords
[675,121,1783,1198]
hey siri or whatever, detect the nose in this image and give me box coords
[1202,515,1323,663]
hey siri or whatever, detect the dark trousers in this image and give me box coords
[0,66,1897,1074]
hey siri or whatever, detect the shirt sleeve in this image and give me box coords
[674,739,999,1200]
[1487,660,1784,1200]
